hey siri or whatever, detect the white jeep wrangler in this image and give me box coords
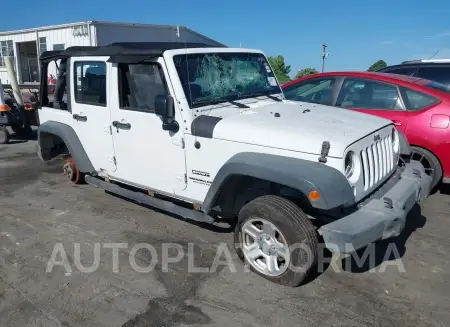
[36,42,431,286]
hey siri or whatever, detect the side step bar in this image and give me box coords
[85,175,214,224]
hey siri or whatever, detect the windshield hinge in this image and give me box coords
[175,173,187,184]
[172,137,185,149]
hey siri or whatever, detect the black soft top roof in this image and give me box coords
[40,41,226,63]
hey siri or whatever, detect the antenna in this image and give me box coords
[429,49,440,59]
[239,41,242,47]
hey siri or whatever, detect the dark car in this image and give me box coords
[378,59,450,87]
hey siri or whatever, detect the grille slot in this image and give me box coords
[360,135,394,191]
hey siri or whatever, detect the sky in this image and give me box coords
[2,0,450,77]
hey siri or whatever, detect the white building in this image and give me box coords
[0,21,223,84]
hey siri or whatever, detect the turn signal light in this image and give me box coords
[0,104,11,112]
[308,190,320,201]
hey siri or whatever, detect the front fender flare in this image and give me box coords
[201,152,355,212]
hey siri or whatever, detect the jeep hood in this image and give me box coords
[208,101,392,158]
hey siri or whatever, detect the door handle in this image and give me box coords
[112,121,131,130]
[73,114,87,122]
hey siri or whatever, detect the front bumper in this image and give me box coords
[318,160,431,253]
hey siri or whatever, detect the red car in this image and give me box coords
[282,71,450,188]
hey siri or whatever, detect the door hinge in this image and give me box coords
[172,137,185,149]
[105,125,112,134]
[109,156,116,165]
[175,173,187,184]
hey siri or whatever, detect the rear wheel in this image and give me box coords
[234,195,318,287]
[63,156,84,184]
[410,146,442,189]
[0,127,10,144]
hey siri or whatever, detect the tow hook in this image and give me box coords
[383,197,394,209]
[413,168,421,178]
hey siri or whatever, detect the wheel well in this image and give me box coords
[39,132,69,160]
[212,175,311,218]
[410,144,443,170]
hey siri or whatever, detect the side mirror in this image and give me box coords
[154,94,179,132]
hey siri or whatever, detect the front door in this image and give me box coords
[108,58,187,195]
[335,77,409,134]
[70,57,116,172]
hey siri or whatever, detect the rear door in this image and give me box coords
[70,57,116,172]
[335,77,409,133]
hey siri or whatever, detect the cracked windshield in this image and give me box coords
[174,52,281,108]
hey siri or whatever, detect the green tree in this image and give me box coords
[267,55,291,84]
[295,67,319,79]
[367,60,387,72]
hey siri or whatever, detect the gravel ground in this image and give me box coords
[0,134,449,327]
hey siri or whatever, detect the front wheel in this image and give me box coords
[234,195,318,287]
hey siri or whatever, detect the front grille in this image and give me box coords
[360,135,394,191]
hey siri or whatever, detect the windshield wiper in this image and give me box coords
[238,91,282,102]
[192,97,249,108]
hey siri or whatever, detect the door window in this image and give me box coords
[0,40,14,66]
[118,63,167,112]
[283,78,336,105]
[417,67,450,86]
[336,78,403,110]
[74,61,106,106]
[53,43,65,51]
[380,67,417,76]
[39,37,47,55]
[401,87,439,111]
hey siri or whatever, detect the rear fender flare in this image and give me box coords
[38,121,95,174]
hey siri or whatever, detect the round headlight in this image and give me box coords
[344,151,355,178]
[392,127,399,152]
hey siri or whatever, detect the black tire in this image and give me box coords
[12,125,32,138]
[234,195,318,287]
[410,146,442,189]
[0,127,10,144]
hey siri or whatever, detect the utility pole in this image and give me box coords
[321,43,328,73]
